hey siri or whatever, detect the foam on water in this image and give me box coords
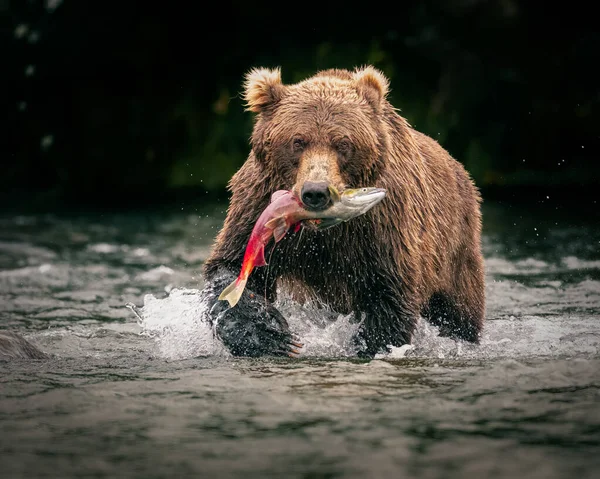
[276,297,363,357]
[136,278,600,361]
[137,288,364,359]
[137,288,227,360]
[485,255,600,276]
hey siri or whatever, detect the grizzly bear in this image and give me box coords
[201,66,485,357]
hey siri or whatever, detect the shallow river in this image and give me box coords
[1,199,599,478]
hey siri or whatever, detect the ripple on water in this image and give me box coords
[1,206,599,478]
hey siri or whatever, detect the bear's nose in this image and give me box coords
[301,181,331,210]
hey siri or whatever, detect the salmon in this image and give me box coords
[218,187,386,307]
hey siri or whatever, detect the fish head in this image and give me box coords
[339,187,386,215]
[305,186,386,230]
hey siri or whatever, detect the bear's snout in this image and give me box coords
[300,181,331,211]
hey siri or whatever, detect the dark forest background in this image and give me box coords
[2,0,598,213]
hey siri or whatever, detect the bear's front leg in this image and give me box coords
[354,285,418,358]
[201,268,302,357]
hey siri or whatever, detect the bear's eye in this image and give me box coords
[292,137,306,152]
[336,139,353,155]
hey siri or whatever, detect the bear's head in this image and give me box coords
[244,66,390,211]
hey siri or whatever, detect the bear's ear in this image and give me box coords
[352,66,389,109]
[243,67,285,113]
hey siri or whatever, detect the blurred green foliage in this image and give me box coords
[3,0,598,210]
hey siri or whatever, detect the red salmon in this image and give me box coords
[218,190,305,307]
[218,186,387,307]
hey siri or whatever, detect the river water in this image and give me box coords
[1,199,599,478]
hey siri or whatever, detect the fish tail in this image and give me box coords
[218,277,248,308]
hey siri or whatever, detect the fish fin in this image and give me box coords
[254,246,267,267]
[265,216,289,243]
[264,217,280,230]
[270,190,289,203]
[218,277,248,308]
[273,223,288,242]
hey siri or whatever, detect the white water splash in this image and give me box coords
[136,288,365,360]
[137,288,226,360]
[135,287,454,361]
[134,288,474,361]
[375,344,415,359]
[276,296,363,357]
[136,277,600,362]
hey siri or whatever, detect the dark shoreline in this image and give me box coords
[1,184,598,218]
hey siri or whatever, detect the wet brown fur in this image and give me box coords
[204,66,485,353]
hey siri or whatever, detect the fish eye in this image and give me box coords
[362,188,367,192]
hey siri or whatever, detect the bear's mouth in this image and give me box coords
[301,200,333,213]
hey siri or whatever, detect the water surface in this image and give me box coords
[1,200,599,478]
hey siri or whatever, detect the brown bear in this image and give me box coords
[201,66,485,357]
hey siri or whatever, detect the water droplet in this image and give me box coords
[40,135,54,151]
[14,24,29,39]
[46,0,63,11]
[28,31,40,44]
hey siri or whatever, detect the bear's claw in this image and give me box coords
[202,269,300,357]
